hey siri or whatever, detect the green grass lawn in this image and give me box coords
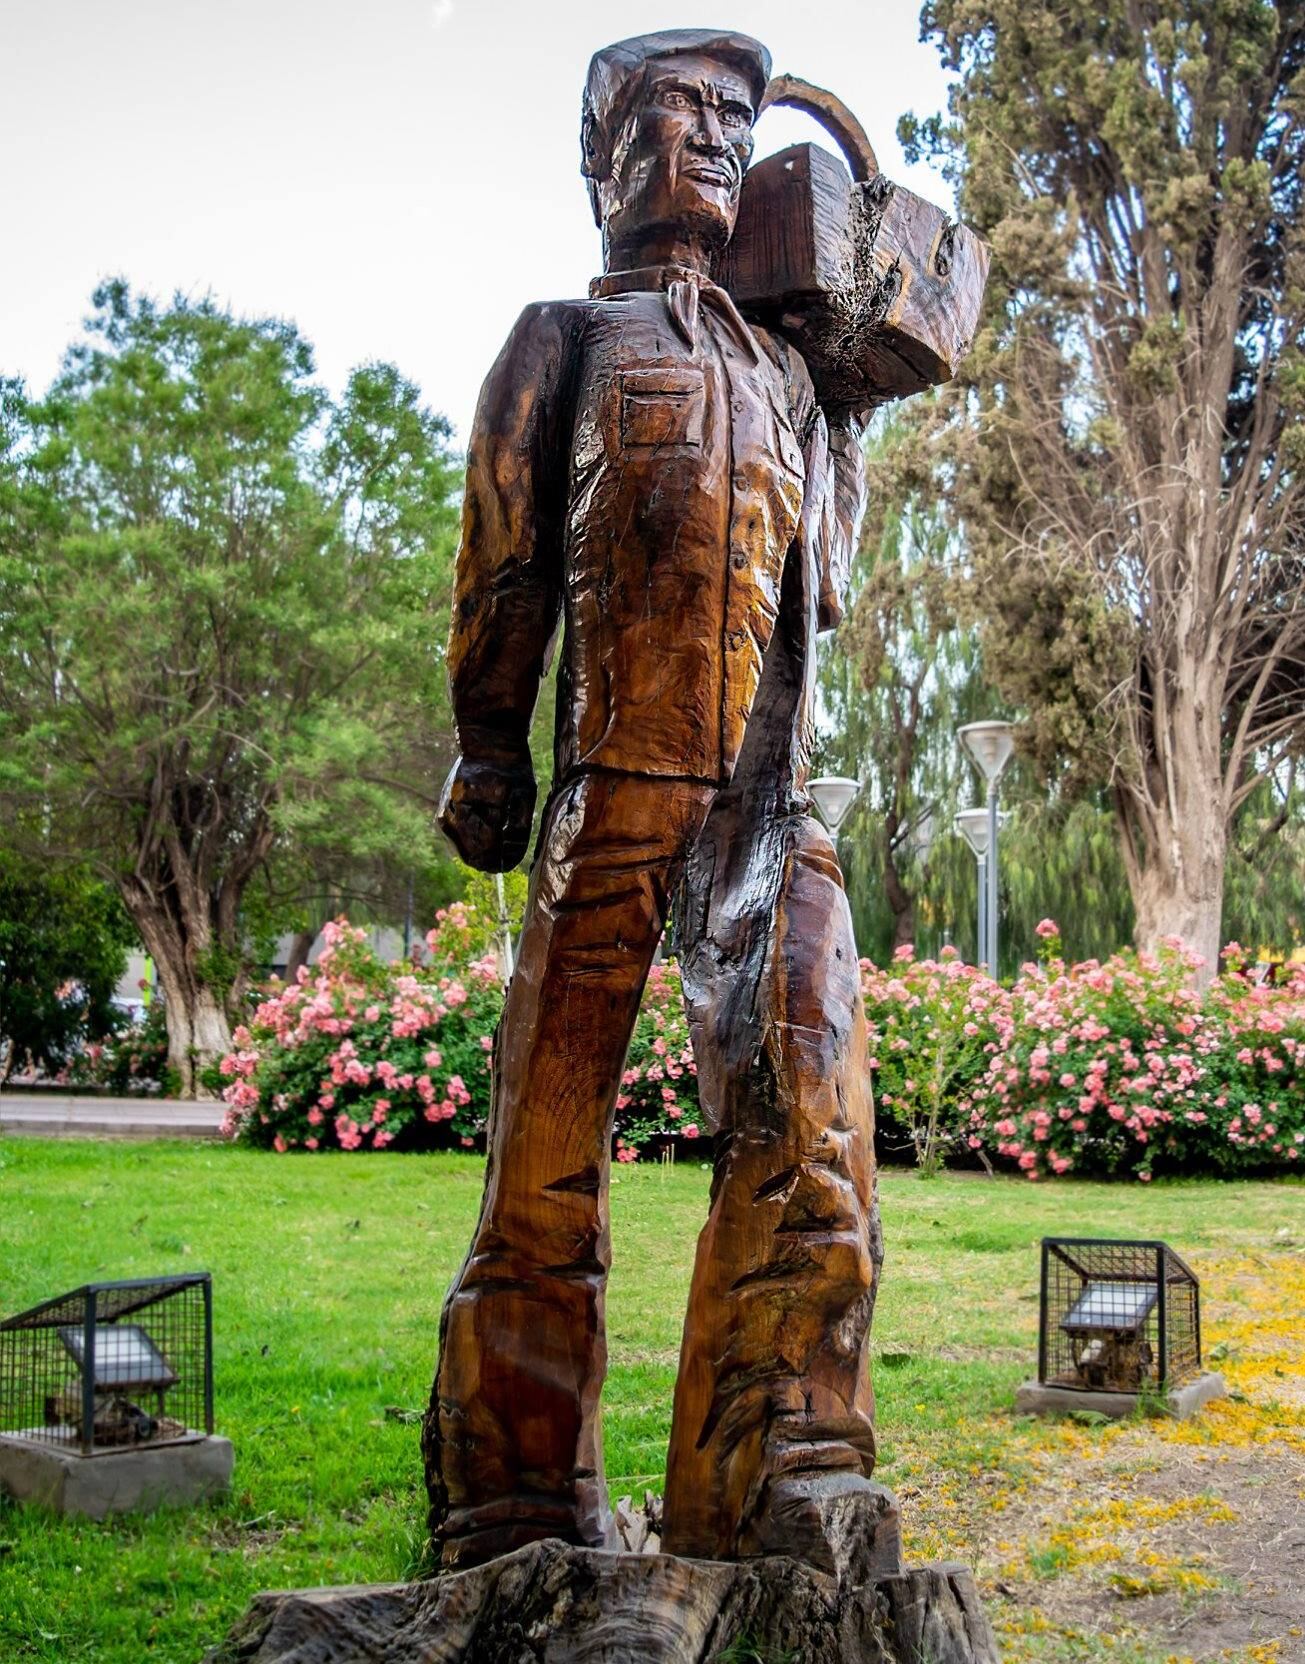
[1,1140,1300,1664]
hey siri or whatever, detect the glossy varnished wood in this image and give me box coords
[423,27,988,1574]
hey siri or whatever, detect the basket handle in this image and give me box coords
[758,74,879,183]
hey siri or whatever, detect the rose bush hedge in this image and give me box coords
[217,906,706,1159]
[67,1003,177,1096]
[859,946,1005,1174]
[217,908,1304,1177]
[860,925,1305,1180]
[959,929,1305,1181]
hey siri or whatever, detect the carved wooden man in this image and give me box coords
[424,28,883,1572]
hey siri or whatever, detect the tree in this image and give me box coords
[0,284,460,1093]
[817,418,985,958]
[898,0,1305,976]
[0,856,134,1084]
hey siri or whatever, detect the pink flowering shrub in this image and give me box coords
[217,911,501,1153]
[216,912,707,1158]
[613,959,703,1160]
[68,1003,176,1096]
[860,946,1007,1173]
[963,926,1305,1180]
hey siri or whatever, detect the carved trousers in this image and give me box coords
[424,768,881,1568]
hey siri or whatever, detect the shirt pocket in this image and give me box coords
[619,367,705,450]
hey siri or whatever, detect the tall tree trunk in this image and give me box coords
[883,849,916,952]
[158,975,232,1100]
[1122,797,1227,987]
[118,884,234,1099]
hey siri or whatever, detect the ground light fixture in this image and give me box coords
[957,720,1016,974]
[1039,1238,1201,1394]
[0,1274,213,1455]
[808,775,863,835]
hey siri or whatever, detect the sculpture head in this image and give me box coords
[581,29,771,267]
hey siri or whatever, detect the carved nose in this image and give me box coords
[692,108,727,153]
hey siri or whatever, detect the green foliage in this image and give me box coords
[818,413,988,962]
[0,854,133,1077]
[821,419,1142,973]
[68,1002,179,1097]
[0,284,461,1082]
[996,795,1135,970]
[1222,767,1305,956]
[459,866,530,938]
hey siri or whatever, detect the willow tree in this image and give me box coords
[818,418,984,957]
[0,284,460,1093]
[899,1,1305,973]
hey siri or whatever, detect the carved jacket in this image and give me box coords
[447,262,866,786]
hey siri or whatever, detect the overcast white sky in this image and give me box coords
[3,0,953,444]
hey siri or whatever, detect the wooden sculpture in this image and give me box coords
[423,27,988,1574]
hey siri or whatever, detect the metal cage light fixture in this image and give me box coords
[1038,1238,1201,1395]
[0,1274,214,1457]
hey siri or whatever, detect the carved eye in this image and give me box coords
[659,89,693,110]
[720,106,749,129]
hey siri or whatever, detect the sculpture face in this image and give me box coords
[598,52,756,253]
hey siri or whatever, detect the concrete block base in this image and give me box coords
[1014,1371,1226,1421]
[0,1432,233,1519]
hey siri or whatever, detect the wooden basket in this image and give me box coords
[721,77,990,414]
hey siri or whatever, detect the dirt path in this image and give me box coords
[899,1243,1305,1664]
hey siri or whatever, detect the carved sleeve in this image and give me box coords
[775,333,867,633]
[816,417,867,632]
[447,302,573,766]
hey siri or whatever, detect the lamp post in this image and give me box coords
[957,721,1015,975]
[807,776,863,837]
[494,871,515,985]
[954,807,992,968]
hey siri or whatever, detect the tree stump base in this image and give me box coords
[206,1539,1000,1663]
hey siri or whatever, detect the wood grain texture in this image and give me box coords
[206,1546,1000,1664]
[721,142,991,413]
[422,27,991,1583]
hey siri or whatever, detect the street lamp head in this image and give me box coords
[954,807,991,857]
[955,806,1007,857]
[807,775,862,834]
[958,720,1016,786]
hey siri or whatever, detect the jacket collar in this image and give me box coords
[590,265,760,364]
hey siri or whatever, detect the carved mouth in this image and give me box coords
[683,165,734,188]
